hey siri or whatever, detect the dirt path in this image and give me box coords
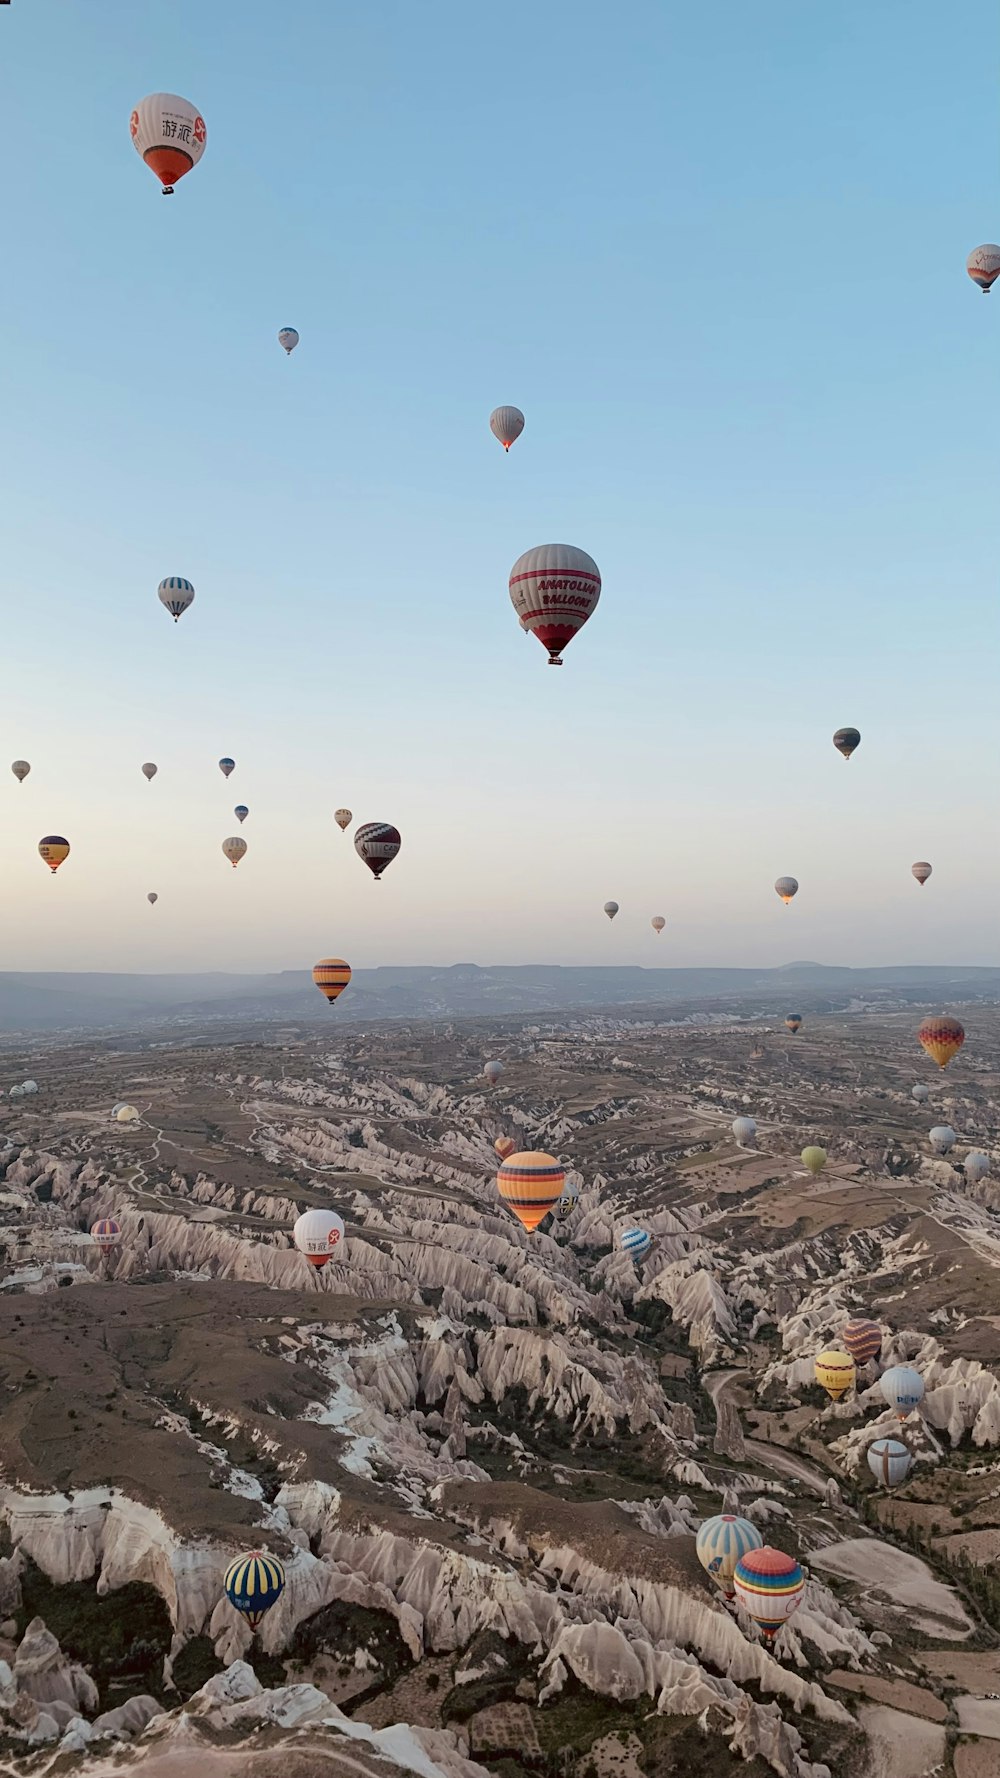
[704,1367,831,1497]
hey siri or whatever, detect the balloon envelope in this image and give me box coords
[929,1125,956,1155]
[842,1318,883,1365]
[879,1365,924,1419]
[278,328,300,354]
[696,1514,763,1598]
[918,1015,964,1070]
[651,916,665,933]
[965,1151,990,1183]
[131,94,206,192]
[867,1438,912,1487]
[912,861,932,886]
[158,576,194,621]
[911,1084,930,1103]
[10,761,30,783]
[223,1552,285,1630]
[967,244,1000,291]
[815,1349,856,1401]
[493,1136,516,1160]
[312,959,352,1005]
[801,1146,827,1176]
[490,406,525,450]
[508,543,601,666]
[603,901,619,921]
[355,821,401,880]
[38,836,70,874]
[147,892,158,906]
[732,1116,757,1148]
[785,1014,802,1034]
[733,1547,804,1639]
[90,1218,121,1250]
[833,726,861,760]
[334,809,353,832]
[496,1151,565,1233]
[774,877,798,904]
[234,805,248,823]
[483,1061,504,1085]
[619,1226,652,1259]
[293,1208,345,1267]
[141,763,157,781]
[222,836,247,868]
[218,758,235,778]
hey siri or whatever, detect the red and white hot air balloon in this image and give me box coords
[508,544,601,666]
[967,245,1000,293]
[355,822,401,881]
[130,94,206,195]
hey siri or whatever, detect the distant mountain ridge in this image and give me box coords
[1,961,1000,1034]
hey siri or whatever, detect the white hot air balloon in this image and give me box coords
[334,808,353,832]
[278,328,300,355]
[732,1115,757,1149]
[929,1125,956,1155]
[158,577,195,622]
[490,406,525,451]
[651,915,665,934]
[967,244,1000,293]
[483,1061,504,1086]
[293,1208,345,1268]
[774,876,799,905]
[911,1084,930,1103]
[115,1104,140,1124]
[147,892,158,906]
[130,94,206,195]
[222,836,247,869]
[964,1151,990,1183]
[508,544,601,666]
[604,901,619,921]
[11,761,30,783]
[141,762,158,782]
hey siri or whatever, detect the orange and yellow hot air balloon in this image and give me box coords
[312,959,352,1006]
[918,1014,964,1071]
[496,1151,565,1233]
[38,835,70,875]
[494,1135,516,1160]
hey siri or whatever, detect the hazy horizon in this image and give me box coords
[3,0,997,976]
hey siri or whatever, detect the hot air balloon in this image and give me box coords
[967,244,1000,292]
[20,1081,38,1097]
[222,836,247,869]
[815,1349,856,1402]
[619,1226,652,1260]
[508,544,601,666]
[490,406,525,451]
[115,1104,140,1124]
[38,836,70,875]
[784,1014,803,1035]
[918,1014,964,1070]
[483,1061,504,1085]
[223,1552,285,1630]
[911,1084,930,1103]
[90,1217,121,1251]
[696,1514,764,1599]
[965,1151,990,1184]
[219,758,235,779]
[879,1365,924,1420]
[651,916,665,934]
[774,877,798,905]
[130,94,206,194]
[604,902,619,921]
[355,821,401,881]
[293,1208,345,1267]
[494,1136,516,1160]
[912,861,932,887]
[334,809,352,833]
[234,805,249,824]
[929,1124,956,1155]
[733,1547,805,1643]
[842,1318,883,1366]
[11,761,29,783]
[732,1116,757,1149]
[556,1178,581,1220]
[158,576,195,622]
[142,763,158,783]
[496,1152,565,1233]
[278,328,300,355]
[801,1146,827,1177]
[312,959,352,1005]
[867,1438,912,1488]
[833,727,861,761]
[147,892,158,906]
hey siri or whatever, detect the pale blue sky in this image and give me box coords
[1,1,997,972]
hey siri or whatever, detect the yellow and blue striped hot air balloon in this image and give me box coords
[223,1551,285,1630]
[733,1546,805,1642]
[696,1514,763,1599]
[496,1152,565,1233]
[312,959,352,1005]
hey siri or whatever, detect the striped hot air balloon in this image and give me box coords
[496,1152,565,1233]
[918,1014,964,1071]
[879,1365,924,1420]
[222,836,247,869]
[867,1438,912,1488]
[223,1552,285,1630]
[355,821,401,881]
[842,1318,883,1366]
[733,1547,805,1641]
[814,1349,856,1402]
[490,406,525,451]
[508,544,601,666]
[158,576,195,621]
[911,861,932,886]
[312,959,352,1006]
[696,1514,764,1599]
[90,1218,121,1251]
[38,836,70,875]
[619,1226,651,1260]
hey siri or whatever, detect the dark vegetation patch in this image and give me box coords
[16,1557,172,1710]
[291,1600,410,1705]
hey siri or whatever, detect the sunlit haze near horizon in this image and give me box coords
[2,0,997,977]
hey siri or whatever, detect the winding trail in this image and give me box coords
[704,1367,831,1498]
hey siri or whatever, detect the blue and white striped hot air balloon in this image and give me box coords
[866,1438,912,1488]
[158,576,194,622]
[619,1226,651,1261]
[696,1514,763,1598]
[223,1551,285,1630]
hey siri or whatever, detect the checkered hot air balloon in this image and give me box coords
[496,1152,565,1233]
[223,1551,285,1630]
[696,1514,764,1599]
[355,821,401,881]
